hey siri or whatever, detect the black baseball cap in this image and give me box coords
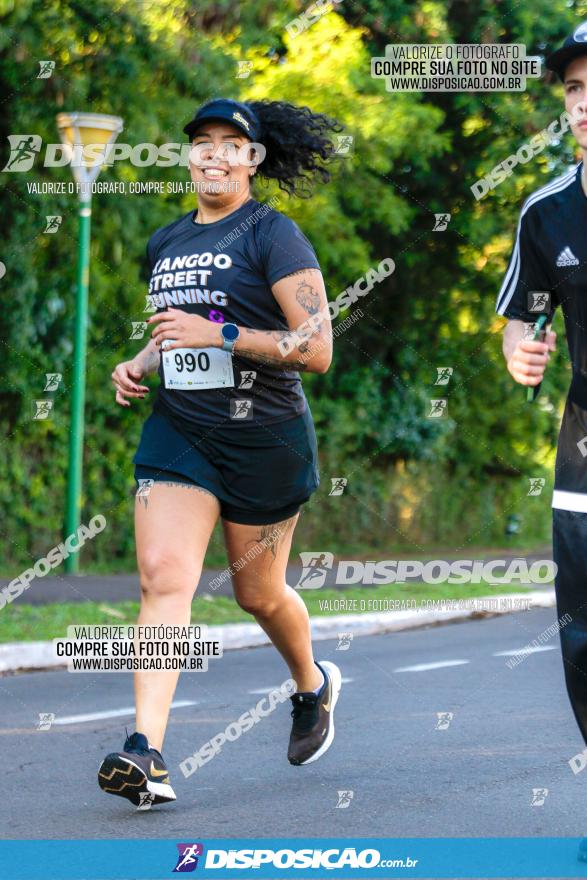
[546,22,587,79]
[183,99,260,141]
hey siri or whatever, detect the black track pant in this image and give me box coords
[553,508,587,743]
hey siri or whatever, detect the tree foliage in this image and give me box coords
[0,0,579,569]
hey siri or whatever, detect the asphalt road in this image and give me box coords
[2,607,586,840]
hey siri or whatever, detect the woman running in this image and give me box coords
[99,98,342,807]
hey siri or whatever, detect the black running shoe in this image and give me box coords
[98,731,176,809]
[287,660,341,766]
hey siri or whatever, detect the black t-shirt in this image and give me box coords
[144,198,320,427]
[495,162,587,393]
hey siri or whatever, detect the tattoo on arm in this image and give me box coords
[237,348,309,371]
[269,328,320,351]
[239,322,323,370]
[295,279,321,315]
[280,269,311,280]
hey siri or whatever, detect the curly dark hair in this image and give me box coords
[246,99,343,198]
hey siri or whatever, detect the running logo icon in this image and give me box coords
[530,788,549,806]
[334,135,354,156]
[231,399,253,419]
[32,400,53,420]
[137,791,155,810]
[329,477,347,496]
[236,61,252,79]
[435,712,453,730]
[36,712,55,731]
[435,367,453,385]
[295,552,334,589]
[2,135,42,172]
[528,478,545,496]
[238,371,256,389]
[37,61,55,79]
[432,213,451,231]
[44,216,62,233]
[130,322,148,340]
[136,479,154,507]
[428,399,447,418]
[336,790,354,809]
[527,291,551,313]
[556,246,579,267]
[173,843,204,872]
[44,373,62,391]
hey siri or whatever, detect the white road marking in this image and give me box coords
[394,660,470,673]
[53,700,197,726]
[248,687,287,695]
[494,646,557,657]
[248,677,354,695]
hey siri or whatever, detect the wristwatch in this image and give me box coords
[220,322,240,353]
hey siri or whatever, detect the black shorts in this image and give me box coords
[132,403,320,525]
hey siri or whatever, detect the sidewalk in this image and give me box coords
[0,588,556,673]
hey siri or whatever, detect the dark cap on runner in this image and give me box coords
[546,22,587,79]
[183,99,260,141]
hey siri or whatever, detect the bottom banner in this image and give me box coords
[1,838,587,879]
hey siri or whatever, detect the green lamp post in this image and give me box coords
[56,112,124,573]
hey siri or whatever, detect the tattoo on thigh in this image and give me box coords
[136,480,216,504]
[246,515,298,560]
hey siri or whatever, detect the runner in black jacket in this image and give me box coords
[498,25,587,748]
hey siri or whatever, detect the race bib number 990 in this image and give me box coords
[162,342,234,390]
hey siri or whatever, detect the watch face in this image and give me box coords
[222,323,239,342]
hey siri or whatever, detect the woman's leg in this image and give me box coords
[221,514,322,692]
[134,481,220,750]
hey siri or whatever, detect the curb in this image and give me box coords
[0,589,556,673]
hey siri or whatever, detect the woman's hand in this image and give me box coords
[111,359,150,408]
[148,308,222,351]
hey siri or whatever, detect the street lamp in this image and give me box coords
[56,112,124,573]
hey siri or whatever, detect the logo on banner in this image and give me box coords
[2,135,42,171]
[173,843,204,872]
[295,552,334,589]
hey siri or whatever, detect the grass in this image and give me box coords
[0,579,542,643]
